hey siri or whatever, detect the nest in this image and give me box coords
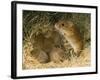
[22,10,91,69]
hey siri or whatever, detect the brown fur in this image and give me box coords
[49,47,66,63]
[31,50,50,63]
[55,20,83,56]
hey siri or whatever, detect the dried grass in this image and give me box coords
[23,42,90,69]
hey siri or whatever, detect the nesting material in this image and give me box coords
[23,42,90,69]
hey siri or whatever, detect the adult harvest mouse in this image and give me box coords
[55,20,83,56]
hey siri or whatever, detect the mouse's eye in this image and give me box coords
[62,23,64,26]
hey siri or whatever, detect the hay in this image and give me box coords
[23,42,90,69]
